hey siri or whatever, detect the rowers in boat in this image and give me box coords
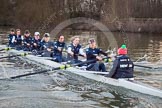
[15,29,23,50]
[8,28,16,48]
[67,36,86,64]
[85,39,108,72]
[31,32,41,52]
[52,35,67,63]
[23,30,33,51]
[40,33,54,57]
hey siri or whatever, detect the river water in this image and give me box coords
[0,29,162,108]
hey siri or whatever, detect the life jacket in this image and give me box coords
[53,41,66,56]
[67,43,81,60]
[32,38,41,48]
[23,36,32,46]
[16,35,23,45]
[113,55,134,78]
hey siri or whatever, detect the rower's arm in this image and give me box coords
[23,38,31,45]
[67,47,73,55]
[63,43,68,51]
[40,41,47,50]
[99,49,108,56]
[86,51,96,59]
[21,36,24,40]
[50,43,54,50]
[11,36,16,43]
[79,48,86,57]
[108,59,118,78]
[23,39,27,45]
[53,42,59,51]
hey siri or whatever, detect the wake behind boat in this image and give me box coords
[6,48,162,99]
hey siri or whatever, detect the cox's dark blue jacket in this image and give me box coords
[108,55,134,79]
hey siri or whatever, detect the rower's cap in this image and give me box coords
[34,32,40,36]
[44,33,50,37]
[89,39,95,44]
[118,44,127,55]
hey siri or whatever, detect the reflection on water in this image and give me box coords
[0,29,162,107]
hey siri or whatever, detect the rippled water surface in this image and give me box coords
[0,31,162,108]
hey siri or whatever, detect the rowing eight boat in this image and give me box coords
[7,49,162,98]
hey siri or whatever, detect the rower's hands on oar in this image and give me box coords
[82,54,86,58]
[57,47,62,52]
[95,55,112,62]
[33,43,37,46]
[47,48,52,52]
[96,56,102,61]
[69,51,74,56]
[27,43,30,46]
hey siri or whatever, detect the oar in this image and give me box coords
[109,57,157,69]
[10,66,63,79]
[68,56,112,66]
[0,47,14,51]
[0,53,28,59]
[70,69,109,75]
[72,59,96,66]
[134,64,158,69]
[10,59,106,79]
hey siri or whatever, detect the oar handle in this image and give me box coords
[62,50,85,57]
[71,57,112,67]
